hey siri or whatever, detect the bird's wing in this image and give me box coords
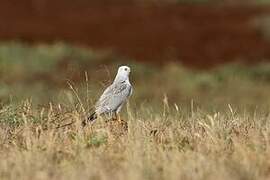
[95,82,132,114]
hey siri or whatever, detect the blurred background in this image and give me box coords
[0,0,270,112]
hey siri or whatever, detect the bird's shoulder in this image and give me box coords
[104,80,131,95]
[96,81,127,104]
[95,80,132,111]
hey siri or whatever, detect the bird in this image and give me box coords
[82,65,133,126]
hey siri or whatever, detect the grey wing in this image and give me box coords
[116,85,132,113]
[95,82,132,114]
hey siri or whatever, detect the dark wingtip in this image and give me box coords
[88,112,97,121]
[82,112,97,127]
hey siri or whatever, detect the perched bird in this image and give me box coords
[82,65,133,126]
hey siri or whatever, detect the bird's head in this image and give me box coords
[114,65,131,83]
[118,65,131,76]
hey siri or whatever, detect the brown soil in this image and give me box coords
[0,0,270,68]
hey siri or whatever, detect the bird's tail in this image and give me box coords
[82,112,98,127]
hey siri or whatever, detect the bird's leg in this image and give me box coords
[112,112,117,121]
[117,113,128,131]
[116,113,121,122]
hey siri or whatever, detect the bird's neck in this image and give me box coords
[114,74,129,84]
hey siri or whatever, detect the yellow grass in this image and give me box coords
[0,98,270,180]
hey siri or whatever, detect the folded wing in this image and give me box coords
[95,81,132,115]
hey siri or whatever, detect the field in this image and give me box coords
[1,43,270,179]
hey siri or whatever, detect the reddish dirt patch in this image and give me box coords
[0,0,270,68]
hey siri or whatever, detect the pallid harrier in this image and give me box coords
[82,65,132,126]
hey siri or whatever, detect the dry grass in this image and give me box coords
[0,98,270,180]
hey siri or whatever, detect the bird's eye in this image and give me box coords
[124,68,128,71]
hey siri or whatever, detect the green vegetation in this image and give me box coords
[0,42,270,179]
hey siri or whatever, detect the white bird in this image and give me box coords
[82,65,132,126]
